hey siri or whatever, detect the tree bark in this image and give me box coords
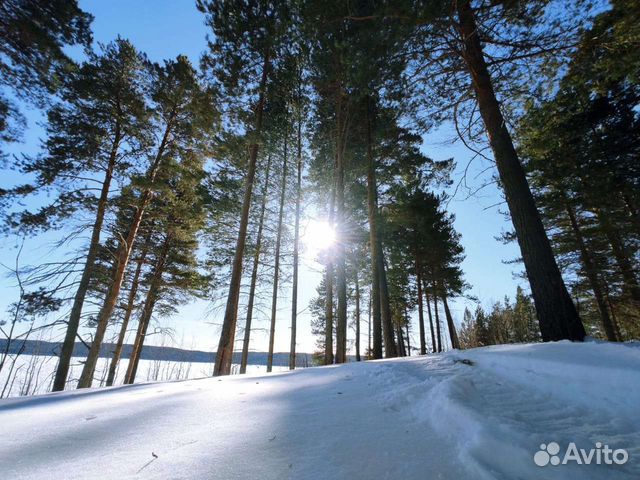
[324,183,336,365]
[77,113,173,389]
[564,201,619,341]
[432,286,442,352]
[424,280,436,353]
[105,231,151,386]
[290,102,303,371]
[335,91,349,364]
[368,291,372,357]
[365,98,383,360]
[124,236,170,384]
[355,272,361,362]
[442,293,460,350]
[267,135,288,373]
[415,259,427,355]
[378,240,397,357]
[456,0,585,341]
[396,323,406,357]
[52,124,121,391]
[240,155,272,374]
[405,321,411,356]
[214,48,270,376]
[595,208,640,305]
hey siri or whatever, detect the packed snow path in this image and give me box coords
[1,342,638,479]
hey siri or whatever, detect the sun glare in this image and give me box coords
[302,219,336,255]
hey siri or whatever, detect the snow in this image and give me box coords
[1,341,638,479]
[0,356,289,397]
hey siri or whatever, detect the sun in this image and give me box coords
[302,219,336,255]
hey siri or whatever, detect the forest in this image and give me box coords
[0,0,638,397]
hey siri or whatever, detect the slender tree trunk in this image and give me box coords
[595,208,640,305]
[124,236,170,384]
[368,291,372,358]
[335,92,349,364]
[564,201,619,341]
[365,99,383,360]
[52,125,121,391]
[355,273,361,362]
[105,232,151,386]
[424,280,436,353]
[290,104,303,370]
[432,286,442,352]
[456,0,585,341]
[123,286,158,385]
[267,135,288,373]
[415,259,427,354]
[324,185,336,365]
[240,155,272,374]
[214,48,271,376]
[378,241,397,357]
[442,294,460,350]
[396,323,406,357]
[77,114,173,389]
[405,321,411,356]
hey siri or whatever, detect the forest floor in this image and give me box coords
[1,341,638,479]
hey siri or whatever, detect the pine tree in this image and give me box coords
[3,39,152,391]
[0,0,92,158]
[77,55,218,387]
[199,0,293,376]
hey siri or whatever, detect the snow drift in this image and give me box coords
[1,341,638,479]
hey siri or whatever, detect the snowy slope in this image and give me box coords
[1,342,638,479]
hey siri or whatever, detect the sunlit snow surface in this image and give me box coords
[1,341,639,479]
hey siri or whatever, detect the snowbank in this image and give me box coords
[1,342,638,479]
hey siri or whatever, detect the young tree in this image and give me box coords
[267,132,289,372]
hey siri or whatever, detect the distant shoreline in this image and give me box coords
[0,339,316,367]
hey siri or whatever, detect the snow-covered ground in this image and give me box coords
[1,341,638,479]
[0,355,288,397]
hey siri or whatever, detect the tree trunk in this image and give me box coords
[564,201,619,341]
[324,184,336,365]
[355,272,361,362]
[424,280,436,353]
[368,291,372,357]
[77,114,173,389]
[335,91,349,364]
[267,135,288,373]
[240,155,272,374]
[52,124,121,391]
[442,294,460,350]
[124,236,170,384]
[415,259,427,355]
[378,241,397,357]
[365,98,383,360]
[396,323,406,357]
[432,286,442,352]
[290,98,303,371]
[456,0,585,341]
[405,321,411,356]
[595,208,640,305]
[105,232,151,386]
[214,48,270,376]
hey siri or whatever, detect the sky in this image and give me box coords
[0,0,524,355]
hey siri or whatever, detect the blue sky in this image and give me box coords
[0,0,524,354]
